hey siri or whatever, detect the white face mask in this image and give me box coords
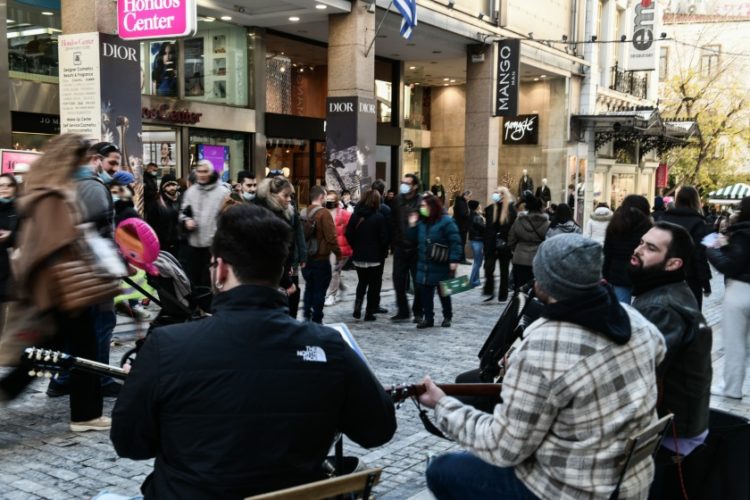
[400,183,411,195]
[242,192,255,201]
[491,193,502,203]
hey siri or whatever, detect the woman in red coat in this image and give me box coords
[325,190,352,305]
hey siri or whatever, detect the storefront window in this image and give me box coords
[140,19,251,106]
[611,173,636,209]
[7,0,61,82]
[375,60,393,124]
[265,34,327,118]
[189,129,248,184]
[404,85,431,130]
[266,138,325,204]
[142,126,180,177]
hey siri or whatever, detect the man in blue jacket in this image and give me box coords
[111,204,396,499]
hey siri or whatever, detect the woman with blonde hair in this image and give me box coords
[482,186,516,302]
[0,134,107,431]
[254,177,306,317]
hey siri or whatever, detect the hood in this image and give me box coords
[518,211,549,229]
[18,186,72,217]
[551,220,579,233]
[591,207,613,221]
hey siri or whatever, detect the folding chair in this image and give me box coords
[247,468,382,500]
[609,413,674,500]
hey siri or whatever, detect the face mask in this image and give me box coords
[491,193,502,203]
[99,170,113,185]
[400,183,411,195]
[325,201,337,209]
[0,197,13,204]
[242,192,256,201]
[147,171,158,177]
[419,206,430,217]
[74,165,92,181]
[111,195,120,204]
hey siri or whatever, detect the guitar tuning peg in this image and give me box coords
[44,371,52,378]
[28,369,37,377]
[43,353,51,362]
[52,373,59,380]
[35,350,42,360]
[36,371,45,378]
[52,353,59,362]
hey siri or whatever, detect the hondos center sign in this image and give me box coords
[118,0,197,40]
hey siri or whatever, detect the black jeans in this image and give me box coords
[302,259,332,323]
[420,284,452,322]
[0,309,102,422]
[355,265,382,315]
[392,248,422,318]
[512,264,534,291]
[374,260,386,309]
[484,249,512,299]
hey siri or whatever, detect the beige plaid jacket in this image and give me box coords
[435,305,666,499]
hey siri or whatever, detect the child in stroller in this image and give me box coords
[120,251,208,367]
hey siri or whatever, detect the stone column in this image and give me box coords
[464,43,500,206]
[326,0,376,199]
[61,0,116,34]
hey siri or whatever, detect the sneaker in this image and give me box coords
[70,416,112,432]
[46,384,70,398]
[324,295,336,307]
[441,318,452,328]
[102,383,122,398]
[390,314,410,322]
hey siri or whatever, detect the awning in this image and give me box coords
[708,183,750,204]
[573,108,700,158]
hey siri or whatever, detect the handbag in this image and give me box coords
[49,223,127,312]
[429,241,449,263]
[495,234,508,251]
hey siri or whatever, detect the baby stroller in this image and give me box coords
[120,251,208,367]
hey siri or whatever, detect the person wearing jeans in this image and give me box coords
[301,186,341,323]
[467,200,485,288]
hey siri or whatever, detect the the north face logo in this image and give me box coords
[296,346,327,363]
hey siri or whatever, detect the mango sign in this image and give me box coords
[118,0,197,40]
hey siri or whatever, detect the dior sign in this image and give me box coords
[502,114,539,145]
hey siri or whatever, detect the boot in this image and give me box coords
[353,299,362,319]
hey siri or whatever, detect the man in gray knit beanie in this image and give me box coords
[533,233,603,301]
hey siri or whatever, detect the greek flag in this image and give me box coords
[394,0,417,39]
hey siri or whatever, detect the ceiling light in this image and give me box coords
[533,78,539,81]
[220,15,232,21]
[540,74,546,78]
[444,83,449,86]
[7,19,15,23]
[289,16,300,22]
[280,66,286,73]
[415,83,420,85]
[409,66,416,70]
[299,68,304,72]
[316,3,327,9]
[450,79,456,82]
[41,11,54,16]
[443,77,449,81]
[204,16,215,22]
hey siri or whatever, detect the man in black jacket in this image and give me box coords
[391,173,423,322]
[629,221,712,498]
[452,190,471,264]
[111,204,396,499]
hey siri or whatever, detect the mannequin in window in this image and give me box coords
[152,42,177,97]
[431,177,446,205]
[518,169,534,198]
[536,177,552,206]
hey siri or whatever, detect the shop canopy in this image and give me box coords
[708,183,750,205]
[573,108,700,160]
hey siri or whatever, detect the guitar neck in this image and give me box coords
[436,383,501,398]
[71,357,128,380]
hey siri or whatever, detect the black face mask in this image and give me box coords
[325,201,337,209]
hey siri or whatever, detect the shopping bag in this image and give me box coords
[439,275,472,297]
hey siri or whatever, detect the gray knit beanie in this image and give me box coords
[532,234,602,301]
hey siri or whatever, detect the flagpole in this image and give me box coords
[364,0,394,58]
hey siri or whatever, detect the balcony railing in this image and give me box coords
[610,63,649,99]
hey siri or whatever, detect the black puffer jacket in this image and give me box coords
[112,285,396,500]
[707,220,750,283]
[468,212,485,241]
[661,207,712,290]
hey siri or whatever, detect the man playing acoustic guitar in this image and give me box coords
[418,234,666,499]
[111,204,396,499]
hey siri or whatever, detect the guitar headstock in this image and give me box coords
[385,383,424,405]
[23,348,74,379]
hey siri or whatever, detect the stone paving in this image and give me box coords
[0,260,742,499]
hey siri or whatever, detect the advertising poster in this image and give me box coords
[198,144,229,174]
[0,149,42,175]
[495,39,520,117]
[627,0,659,71]
[117,0,197,41]
[59,32,102,140]
[151,41,178,97]
[325,96,377,200]
[184,38,204,96]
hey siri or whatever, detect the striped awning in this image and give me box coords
[708,183,750,200]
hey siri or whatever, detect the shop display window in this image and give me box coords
[6,0,61,82]
[142,127,179,177]
[265,34,327,118]
[405,85,431,130]
[189,129,248,184]
[266,139,325,203]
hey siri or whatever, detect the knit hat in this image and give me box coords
[533,234,603,300]
[111,171,135,185]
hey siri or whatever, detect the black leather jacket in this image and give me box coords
[112,285,396,499]
[632,281,711,438]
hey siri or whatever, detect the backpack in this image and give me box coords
[301,206,325,256]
